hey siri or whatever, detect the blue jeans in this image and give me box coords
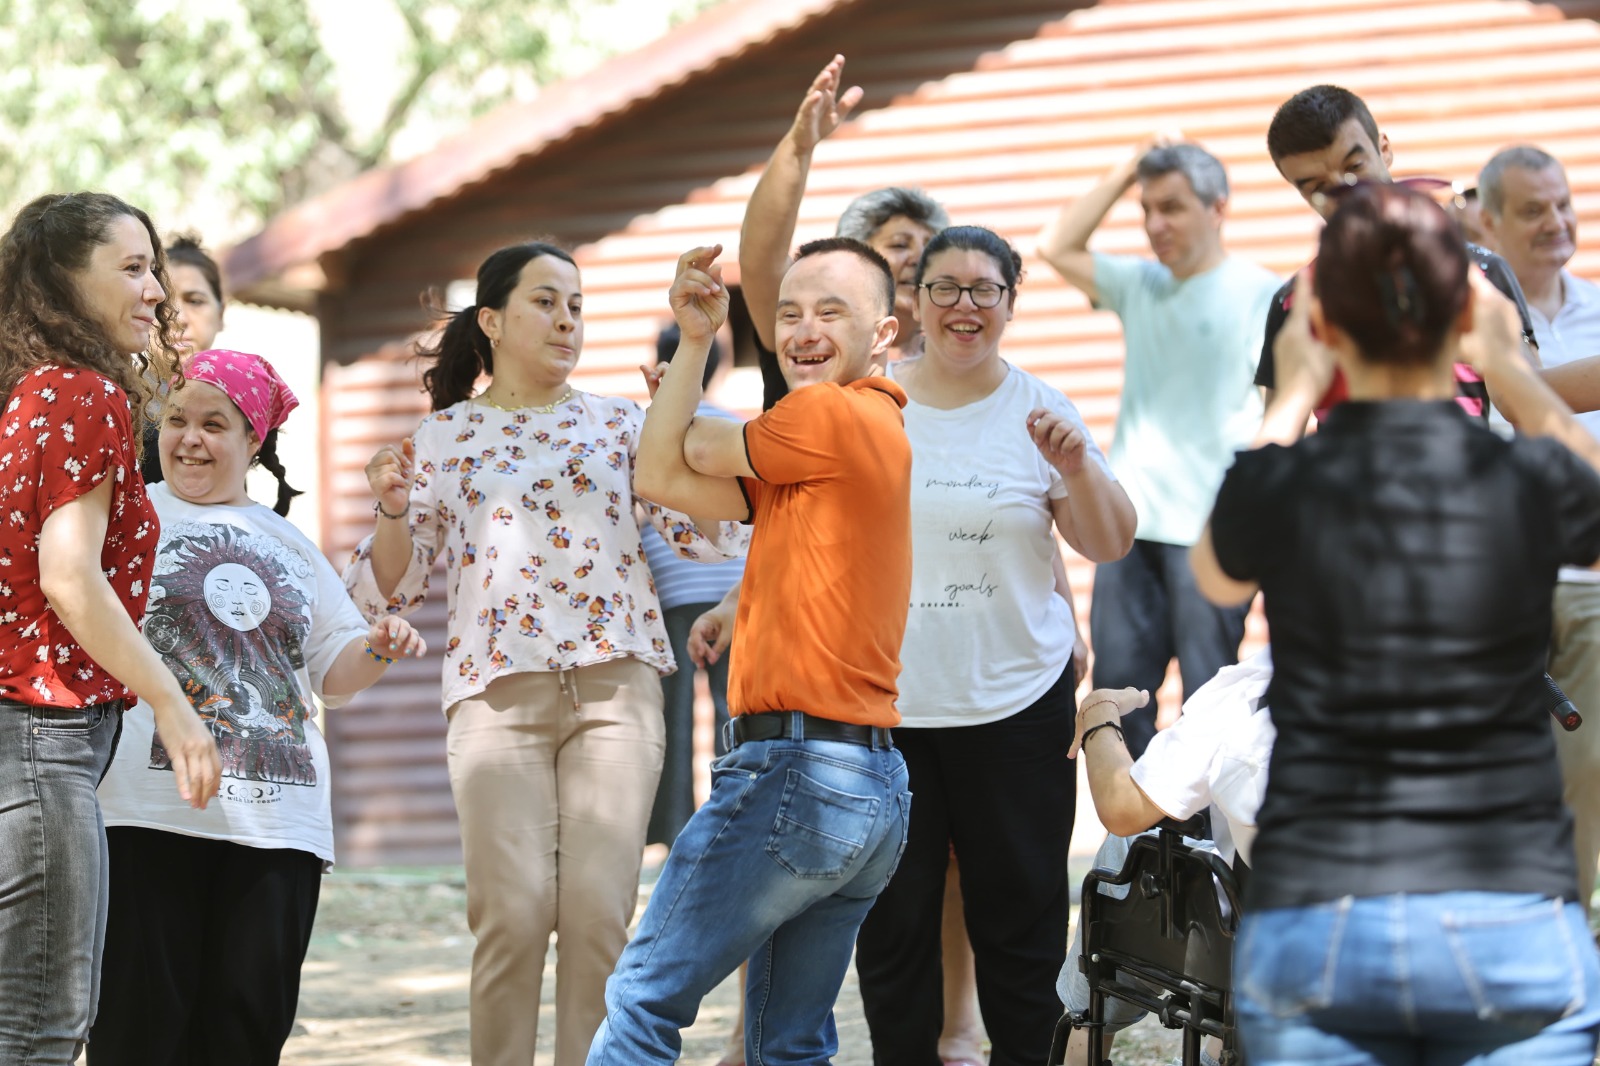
[1090,539,1250,757]
[588,727,911,1065]
[1236,892,1600,1066]
[0,701,123,1065]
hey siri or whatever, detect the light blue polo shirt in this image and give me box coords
[1094,252,1280,547]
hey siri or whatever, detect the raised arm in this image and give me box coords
[364,438,419,600]
[1067,687,1168,836]
[740,55,863,352]
[1036,135,1173,301]
[635,246,756,519]
[1027,408,1136,563]
[39,478,220,808]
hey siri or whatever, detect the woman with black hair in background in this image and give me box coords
[344,241,746,1066]
[140,234,224,486]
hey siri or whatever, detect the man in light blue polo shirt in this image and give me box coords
[1038,138,1278,755]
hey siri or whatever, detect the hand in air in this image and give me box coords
[669,245,729,346]
[367,614,428,660]
[1067,687,1149,759]
[1459,267,1525,377]
[1027,408,1089,476]
[1272,269,1335,400]
[688,603,734,667]
[639,361,670,401]
[366,438,414,517]
[791,54,864,153]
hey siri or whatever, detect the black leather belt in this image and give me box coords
[727,711,893,750]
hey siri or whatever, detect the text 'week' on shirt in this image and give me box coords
[891,361,1113,727]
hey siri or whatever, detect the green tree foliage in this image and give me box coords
[0,0,717,234]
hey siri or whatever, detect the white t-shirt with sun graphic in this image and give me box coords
[98,483,370,866]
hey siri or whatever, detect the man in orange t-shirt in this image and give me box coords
[588,238,912,1065]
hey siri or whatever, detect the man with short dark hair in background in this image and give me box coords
[1037,138,1278,755]
[1479,143,1600,912]
[1252,84,1537,442]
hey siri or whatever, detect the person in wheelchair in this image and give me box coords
[1060,650,1273,1065]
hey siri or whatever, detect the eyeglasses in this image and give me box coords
[1313,176,1465,212]
[920,281,1010,308]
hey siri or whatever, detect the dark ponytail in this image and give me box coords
[252,427,303,517]
[418,240,576,411]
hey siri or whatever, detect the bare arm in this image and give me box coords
[1052,548,1088,686]
[740,56,863,352]
[1068,687,1168,836]
[364,438,419,600]
[1465,272,1600,473]
[319,615,428,699]
[635,246,756,520]
[1036,137,1168,301]
[1541,354,1600,417]
[688,579,741,667]
[1029,408,1137,562]
[39,478,220,807]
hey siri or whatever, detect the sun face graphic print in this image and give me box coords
[145,521,318,786]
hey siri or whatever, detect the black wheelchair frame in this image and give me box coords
[1048,817,1244,1065]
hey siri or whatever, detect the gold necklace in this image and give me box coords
[475,387,574,414]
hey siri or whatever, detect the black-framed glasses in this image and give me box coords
[920,281,1010,308]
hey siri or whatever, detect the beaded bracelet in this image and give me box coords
[364,641,397,666]
[375,500,410,520]
[1080,721,1125,748]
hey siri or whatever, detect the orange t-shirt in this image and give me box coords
[731,377,912,728]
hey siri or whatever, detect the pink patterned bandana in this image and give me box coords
[183,349,299,441]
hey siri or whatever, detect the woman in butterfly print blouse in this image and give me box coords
[344,241,747,1066]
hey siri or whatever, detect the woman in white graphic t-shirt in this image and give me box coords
[852,225,1136,1063]
[94,350,425,1066]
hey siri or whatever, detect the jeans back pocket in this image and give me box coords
[1442,898,1586,1031]
[1237,898,1352,1020]
[766,769,879,880]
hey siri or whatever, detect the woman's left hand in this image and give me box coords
[1272,268,1335,400]
[368,615,427,660]
[1027,407,1088,476]
[1068,686,1148,758]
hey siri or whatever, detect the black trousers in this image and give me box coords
[856,666,1077,1066]
[88,827,322,1066]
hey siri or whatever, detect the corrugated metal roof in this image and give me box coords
[316,0,1600,865]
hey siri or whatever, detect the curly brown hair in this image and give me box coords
[0,193,181,450]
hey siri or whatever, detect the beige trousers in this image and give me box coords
[446,658,665,1066]
[1551,582,1600,912]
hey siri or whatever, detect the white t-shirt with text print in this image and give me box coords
[891,361,1113,727]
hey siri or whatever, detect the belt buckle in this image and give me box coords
[721,717,737,751]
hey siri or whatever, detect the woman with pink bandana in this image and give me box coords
[91,350,426,1066]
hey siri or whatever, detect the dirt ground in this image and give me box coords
[282,857,1184,1066]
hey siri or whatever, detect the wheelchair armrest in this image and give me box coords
[1155,814,1207,838]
